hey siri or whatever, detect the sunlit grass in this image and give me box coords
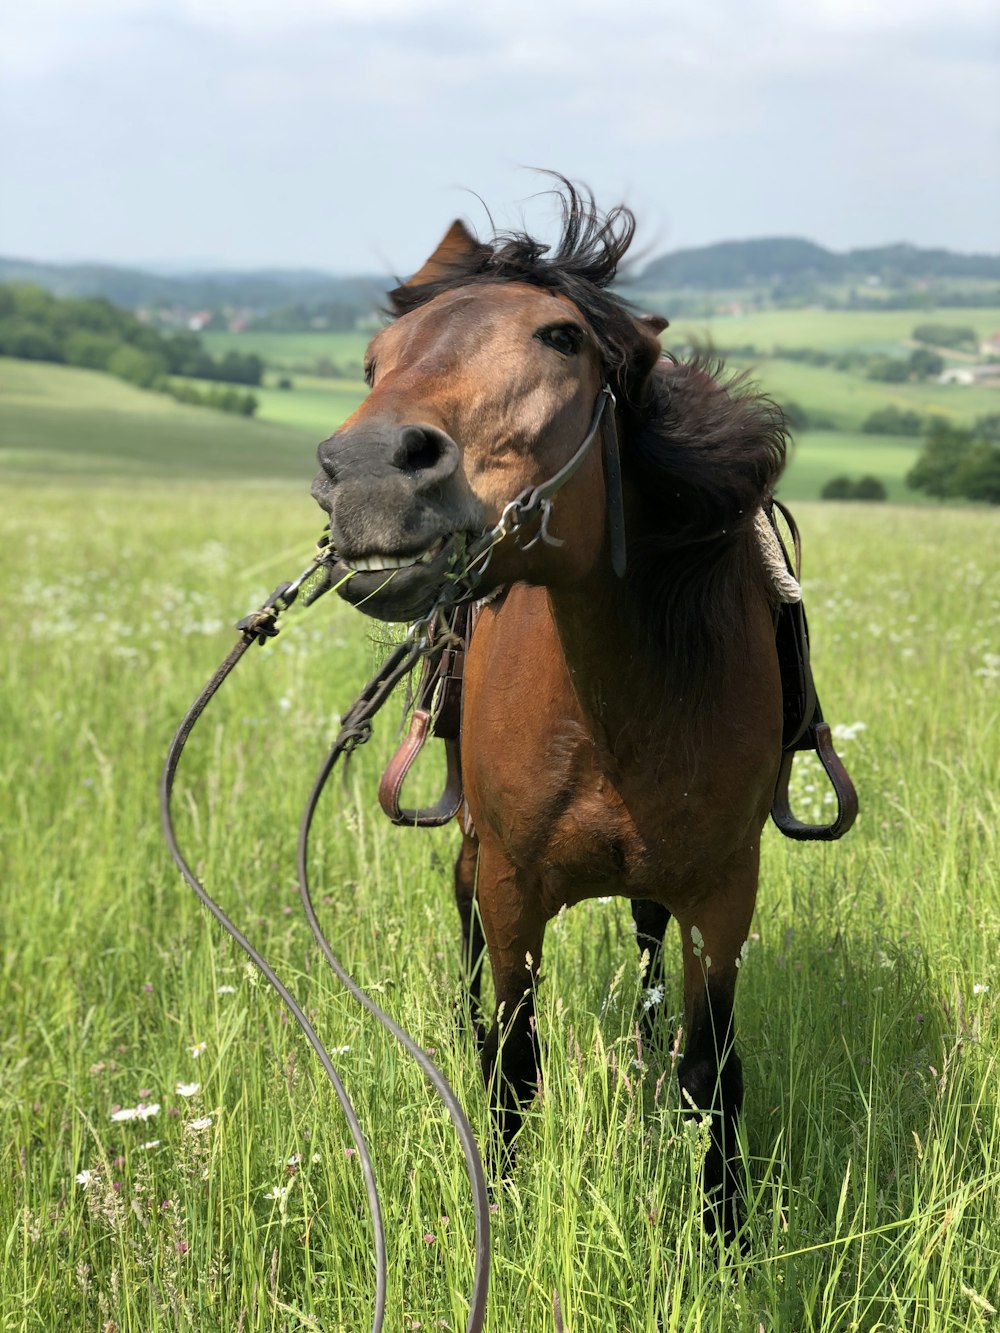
[1,484,998,1331]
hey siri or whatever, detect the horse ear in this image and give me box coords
[404,219,489,289]
[629,314,667,386]
[638,312,669,335]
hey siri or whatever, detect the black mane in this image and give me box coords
[392,178,789,694]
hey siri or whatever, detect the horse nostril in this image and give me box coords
[392,425,452,476]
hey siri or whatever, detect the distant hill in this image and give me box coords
[636,238,1000,290]
[4,237,1000,318]
[0,256,385,313]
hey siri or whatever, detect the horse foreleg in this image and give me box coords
[453,828,486,1040]
[674,862,758,1243]
[631,898,672,1042]
[475,839,545,1155]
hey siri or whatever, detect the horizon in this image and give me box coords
[5,230,1000,281]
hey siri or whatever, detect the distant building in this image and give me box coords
[979,331,1000,357]
[188,310,213,332]
[938,364,1000,386]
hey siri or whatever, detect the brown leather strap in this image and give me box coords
[378,604,470,826]
[602,401,627,579]
[771,717,858,841]
[378,710,464,827]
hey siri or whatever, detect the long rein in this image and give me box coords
[158,383,619,1333]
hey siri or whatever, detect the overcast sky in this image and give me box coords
[1,0,998,274]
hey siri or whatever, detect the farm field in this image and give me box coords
[1,469,998,1330]
[203,329,372,375]
[732,356,999,432]
[0,359,318,483]
[664,305,1000,354]
[780,431,922,503]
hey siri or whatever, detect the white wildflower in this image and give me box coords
[832,721,867,743]
[642,985,665,1012]
[216,985,237,995]
[111,1102,160,1123]
[187,1116,213,1131]
[75,1170,94,1188]
[264,1183,291,1201]
[176,1082,200,1097]
[188,1042,207,1059]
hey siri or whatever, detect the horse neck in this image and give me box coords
[543,532,773,761]
[544,560,679,756]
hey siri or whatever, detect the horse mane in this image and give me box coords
[391,177,789,695]
[626,358,789,696]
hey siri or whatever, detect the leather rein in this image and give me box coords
[158,378,623,1333]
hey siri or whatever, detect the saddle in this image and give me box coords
[379,505,858,841]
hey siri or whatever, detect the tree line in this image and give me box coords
[0,285,263,397]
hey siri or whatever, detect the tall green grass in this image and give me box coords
[1,481,997,1331]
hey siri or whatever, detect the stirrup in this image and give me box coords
[771,708,858,841]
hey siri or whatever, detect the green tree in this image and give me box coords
[853,475,888,501]
[64,330,119,370]
[107,344,167,388]
[953,444,1000,504]
[821,476,854,500]
[906,421,973,499]
[862,406,924,436]
[866,356,909,383]
[907,348,944,380]
[0,318,63,361]
[912,322,979,352]
[781,401,810,432]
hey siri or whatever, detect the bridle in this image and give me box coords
[159,378,624,1333]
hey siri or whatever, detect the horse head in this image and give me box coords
[311,209,663,622]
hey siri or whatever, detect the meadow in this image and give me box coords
[2,333,999,1330]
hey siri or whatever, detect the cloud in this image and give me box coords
[0,0,996,264]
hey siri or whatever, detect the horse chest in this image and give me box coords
[465,712,699,907]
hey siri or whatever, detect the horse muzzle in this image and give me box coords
[311,419,487,621]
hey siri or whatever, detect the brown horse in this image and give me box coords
[310,184,789,1238]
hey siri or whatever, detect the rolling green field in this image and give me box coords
[202,306,999,505]
[0,358,318,483]
[667,306,1000,354]
[203,330,372,375]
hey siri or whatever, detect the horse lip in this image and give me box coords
[329,532,469,618]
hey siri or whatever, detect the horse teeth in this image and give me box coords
[345,538,446,573]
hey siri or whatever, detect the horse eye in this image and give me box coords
[537,325,583,357]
